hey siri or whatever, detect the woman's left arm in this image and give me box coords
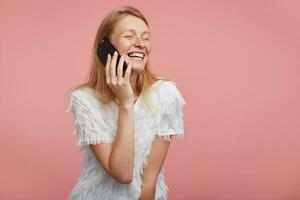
[140,136,170,200]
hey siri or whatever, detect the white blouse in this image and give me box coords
[65,80,186,200]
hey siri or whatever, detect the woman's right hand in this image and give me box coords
[105,51,134,108]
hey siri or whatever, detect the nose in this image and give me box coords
[133,36,145,48]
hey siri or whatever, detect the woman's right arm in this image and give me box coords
[90,104,135,184]
[109,104,135,182]
[90,52,135,184]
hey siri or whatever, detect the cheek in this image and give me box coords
[146,44,151,55]
[114,38,131,54]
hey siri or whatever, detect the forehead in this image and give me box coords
[114,15,149,34]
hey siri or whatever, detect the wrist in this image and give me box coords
[140,182,156,200]
[119,103,134,110]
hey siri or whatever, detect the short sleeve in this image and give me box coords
[156,81,186,141]
[65,90,115,150]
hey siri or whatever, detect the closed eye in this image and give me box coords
[124,36,133,38]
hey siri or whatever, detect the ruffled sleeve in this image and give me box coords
[65,89,115,150]
[156,81,186,142]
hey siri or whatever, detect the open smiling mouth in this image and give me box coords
[127,52,145,61]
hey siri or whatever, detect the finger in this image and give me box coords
[117,55,125,82]
[105,54,111,84]
[110,51,118,84]
[124,62,132,81]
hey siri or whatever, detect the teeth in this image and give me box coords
[128,52,144,59]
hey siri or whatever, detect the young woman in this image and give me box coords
[66,6,186,200]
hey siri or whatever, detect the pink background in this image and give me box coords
[1,0,300,199]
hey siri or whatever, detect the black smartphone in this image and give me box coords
[96,38,128,76]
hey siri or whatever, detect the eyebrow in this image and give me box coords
[121,29,151,35]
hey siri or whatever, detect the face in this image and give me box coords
[109,15,151,73]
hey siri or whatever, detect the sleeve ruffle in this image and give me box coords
[65,90,115,150]
[156,81,186,142]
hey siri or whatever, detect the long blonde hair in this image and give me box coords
[69,6,169,112]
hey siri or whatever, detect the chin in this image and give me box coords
[131,65,145,73]
[130,61,147,72]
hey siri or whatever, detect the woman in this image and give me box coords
[66,6,186,200]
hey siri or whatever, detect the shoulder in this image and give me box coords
[70,88,98,103]
[68,87,102,110]
[70,87,95,99]
[151,80,185,105]
[152,80,181,97]
[151,80,177,92]
[66,87,113,122]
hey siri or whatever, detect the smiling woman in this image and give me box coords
[66,5,186,200]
